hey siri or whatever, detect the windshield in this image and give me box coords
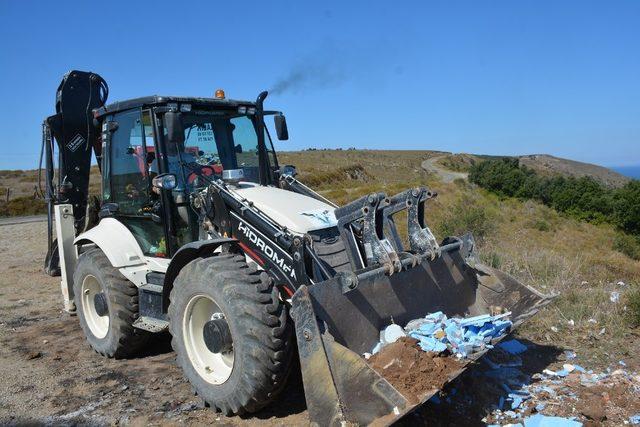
[165,111,267,191]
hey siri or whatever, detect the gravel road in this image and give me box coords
[0,215,46,226]
[421,155,468,183]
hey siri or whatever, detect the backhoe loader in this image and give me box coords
[40,70,552,425]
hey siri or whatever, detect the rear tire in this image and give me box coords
[73,248,150,358]
[168,253,293,415]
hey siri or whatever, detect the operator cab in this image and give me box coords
[95,95,286,258]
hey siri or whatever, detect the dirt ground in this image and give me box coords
[0,221,308,426]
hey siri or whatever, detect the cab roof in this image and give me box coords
[94,95,256,119]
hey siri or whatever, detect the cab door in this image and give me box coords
[103,108,167,257]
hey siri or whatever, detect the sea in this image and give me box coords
[611,165,640,180]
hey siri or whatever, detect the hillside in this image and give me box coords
[518,154,630,188]
[434,152,630,188]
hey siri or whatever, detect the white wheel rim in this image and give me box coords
[183,294,234,384]
[81,274,109,339]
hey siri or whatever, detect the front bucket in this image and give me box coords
[290,248,554,426]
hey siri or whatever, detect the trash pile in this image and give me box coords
[370,311,513,358]
[420,338,640,426]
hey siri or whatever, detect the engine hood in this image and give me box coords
[231,183,337,234]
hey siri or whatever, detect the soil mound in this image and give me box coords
[367,337,464,403]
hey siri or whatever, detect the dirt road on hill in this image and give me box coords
[421,155,468,183]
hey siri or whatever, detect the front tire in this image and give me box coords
[169,254,293,415]
[73,248,150,358]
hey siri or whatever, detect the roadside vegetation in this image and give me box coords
[0,167,101,217]
[469,157,640,262]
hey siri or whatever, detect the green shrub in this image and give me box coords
[437,197,497,242]
[613,233,640,260]
[531,219,551,232]
[469,158,640,237]
[613,180,640,236]
[481,251,503,268]
[0,196,46,217]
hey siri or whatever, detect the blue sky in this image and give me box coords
[1,0,639,170]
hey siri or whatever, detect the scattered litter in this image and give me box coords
[551,326,559,333]
[610,291,620,303]
[619,360,627,367]
[543,368,569,378]
[599,327,606,335]
[566,319,575,327]
[426,340,639,426]
[617,281,626,287]
[499,339,528,355]
[404,311,512,358]
[522,413,582,426]
[587,318,597,324]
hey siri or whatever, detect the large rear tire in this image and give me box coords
[73,248,150,358]
[168,253,293,415]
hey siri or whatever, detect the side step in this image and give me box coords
[133,316,169,333]
[134,282,168,333]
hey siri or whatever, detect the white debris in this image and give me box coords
[381,324,406,345]
[610,291,621,303]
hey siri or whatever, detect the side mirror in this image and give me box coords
[235,144,243,154]
[152,173,177,190]
[165,112,184,145]
[274,115,289,140]
[281,164,297,177]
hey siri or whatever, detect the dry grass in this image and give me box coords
[0,166,101,217]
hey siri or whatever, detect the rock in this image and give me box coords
[581,404,606,422]
[26,350,42,360]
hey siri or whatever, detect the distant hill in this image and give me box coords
[438,152,631,188]
[517,154,631,188]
